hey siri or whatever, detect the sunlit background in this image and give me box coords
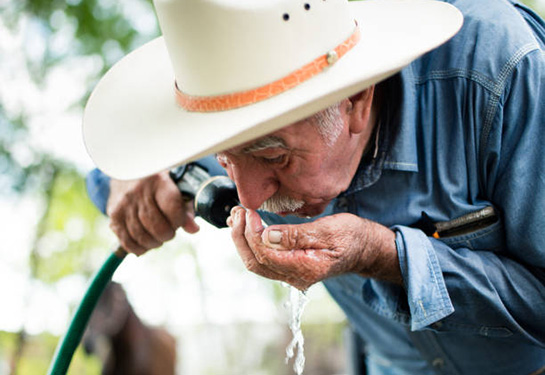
[1,0,544,374]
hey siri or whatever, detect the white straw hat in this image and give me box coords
[83,0,463,180]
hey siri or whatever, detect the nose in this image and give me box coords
[220,156,278,210]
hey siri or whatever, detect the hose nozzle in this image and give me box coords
[170,163,239,228]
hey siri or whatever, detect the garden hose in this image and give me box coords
[47,247,126,375]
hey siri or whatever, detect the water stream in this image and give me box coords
[284,285,309,375]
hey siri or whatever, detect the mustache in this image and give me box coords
[259,194,305,213]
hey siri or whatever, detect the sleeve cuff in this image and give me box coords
[85,169,111,215]
[393,225,454,331]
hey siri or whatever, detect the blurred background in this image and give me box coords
[1,0,544,374]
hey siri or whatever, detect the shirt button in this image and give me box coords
[432,358,445,368]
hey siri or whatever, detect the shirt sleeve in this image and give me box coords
[392,226,454,331]
[392,49,545,347]
[85,168,111,215]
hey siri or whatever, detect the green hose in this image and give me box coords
[47,247,127,375]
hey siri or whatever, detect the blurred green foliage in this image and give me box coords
[0,331,102,375]
[37,168,109,282]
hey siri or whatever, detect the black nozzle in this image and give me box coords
[170,163,239,228]
[194,176,239,228]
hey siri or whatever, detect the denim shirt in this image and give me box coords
[86,0,545,373]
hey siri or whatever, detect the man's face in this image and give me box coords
[217,98,373,217]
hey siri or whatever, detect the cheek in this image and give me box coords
[280,167,341,199]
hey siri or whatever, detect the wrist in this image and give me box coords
[356,219,402,285]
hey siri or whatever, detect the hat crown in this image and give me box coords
[154,0,354,96]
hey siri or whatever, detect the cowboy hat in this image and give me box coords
[83,0,463,180]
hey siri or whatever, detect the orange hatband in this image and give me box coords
[175,24,361,112]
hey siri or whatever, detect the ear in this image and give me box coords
[346,86,375,135]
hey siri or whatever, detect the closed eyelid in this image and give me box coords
[262,154,285,162]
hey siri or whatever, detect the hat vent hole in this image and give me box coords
[283,13,290,21]
[304,3,311,10]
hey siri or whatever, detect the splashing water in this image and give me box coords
[284,285,309,375]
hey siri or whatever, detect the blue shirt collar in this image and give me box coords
[342,69,419,196]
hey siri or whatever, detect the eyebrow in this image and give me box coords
[241,135,288,153]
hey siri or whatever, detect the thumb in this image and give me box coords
[182,209,200,234]
[261,221,327,250]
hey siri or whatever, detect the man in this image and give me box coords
[85,0,545,373]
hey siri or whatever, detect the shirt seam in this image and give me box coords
[413,68,497,94]
[479,43,540,172]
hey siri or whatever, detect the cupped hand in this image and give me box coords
[227,206,400,290]
[107,170,200,255]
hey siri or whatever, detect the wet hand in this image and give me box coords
[107,170,200,256]
[227,207,401,290]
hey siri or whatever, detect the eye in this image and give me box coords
[261,154,286,165]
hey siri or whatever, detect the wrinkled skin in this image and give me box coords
[227,207,399,290]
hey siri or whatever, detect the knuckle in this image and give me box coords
[141,214,175,242]
[284,226,300,248]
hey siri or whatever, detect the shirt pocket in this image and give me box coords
[435,218,506,253]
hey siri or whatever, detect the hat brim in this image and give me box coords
[83,0,462,180]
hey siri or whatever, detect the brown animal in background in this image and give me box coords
[83,282,177,375]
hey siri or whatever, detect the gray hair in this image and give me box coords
[310,102,344,147]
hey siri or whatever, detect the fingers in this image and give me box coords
[229,211,369,289]
[155,173,200,234]
[127,205,162,249]
[107,171,195,256]
[180,199,200,234]
[230,207,266,273]
[110,204,162,255]
[228,207,315,290]
[110,219,146,256]
[228,207,307,288]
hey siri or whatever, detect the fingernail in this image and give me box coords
[268,230,282,244]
